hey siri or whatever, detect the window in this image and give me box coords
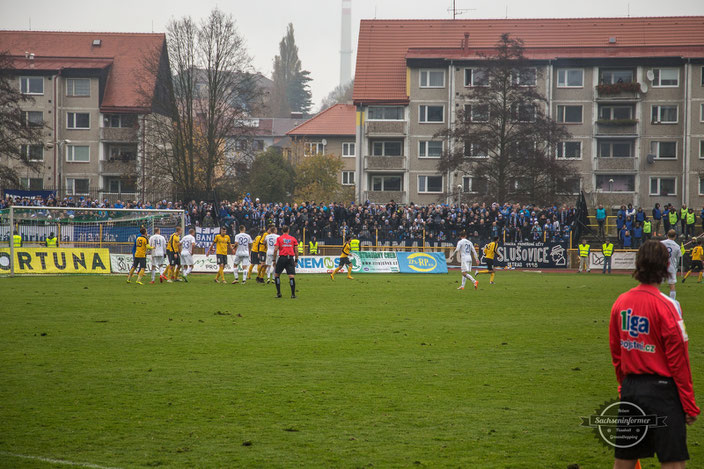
[20,76,43,94]
[465,104,489,122]
[371,175,402,191]
[700,177,704,196]
[419,140,443,158]
[67,112,90,129]
[108,145,137,161]
[599,141,633,158]
[105,177,136,193]
[513,68,537,86]
[651,105,678,124]
[556,105,582,124]
[649,177,677,196]
[342,142,355,157]
[371,141,402,157]
[419,105,444,123]
[23,111,43,127]
[462,176,487,194]
[20,144,44,161]
[557,69,583,88]
[700,103,704,122]
[464,68,488,87]
[342,171,355,185]
[104,114,136,128]
[464,142,488,158]
[596,175,635,192]
[556,177,581,195]
[66,78,90,96]
[599,105,634,120]
[19,177,44,190]
[600,69,634,84]
[419,69,445,88]
[556,141,581,159]
[511,177,531,191]
[66,145,90,162]
[367,106,404,120]
[418,175,443,193]
[652,68,679,87]
[700,140,704,159]
[651,141,677,159]
[305,142,324,155]
[66,178,90,195]
[514,104,536,122]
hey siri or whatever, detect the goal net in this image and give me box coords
[0,206,185,276]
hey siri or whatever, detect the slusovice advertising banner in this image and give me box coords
[490,242,568,269]
[0,248,111,274]
[396,252,448,273]
[351,251,400,273]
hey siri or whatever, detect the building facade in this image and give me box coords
[352,17,704,207]
[0,31,170,201]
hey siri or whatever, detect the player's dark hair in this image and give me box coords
[493,236,499,241]
[668,229,677,239]
[140,227,147,235]
[239,225,246,232]
[459,231,466,238]
[633,240,669,285]
[281,225,289,233]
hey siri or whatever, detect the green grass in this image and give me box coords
[1,271,703,468]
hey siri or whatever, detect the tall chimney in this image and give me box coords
[340,0,352,85]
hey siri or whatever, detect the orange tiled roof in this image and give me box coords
[353,16,704,104]
[287,103,356,136]
[0,30,166,113]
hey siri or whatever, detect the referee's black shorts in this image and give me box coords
[615,374,689,463]
[275,255,296,275]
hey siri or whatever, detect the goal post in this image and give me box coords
[1,206,185,277]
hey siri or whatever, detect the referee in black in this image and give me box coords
[273,225,299,298]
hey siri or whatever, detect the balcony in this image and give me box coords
[595,83,641,101]
[595,119,638,137]
[100,127,138,142]
[100,158,137,174]
[364,190,406,204]
[364,156,406,171]
[365,121,406,136]
[594,157,637,171]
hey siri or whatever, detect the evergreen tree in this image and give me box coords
[271,23,313,116]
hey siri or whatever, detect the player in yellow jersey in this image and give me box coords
[683,239,703,283]
[256,227,270,283]
[127,227,153,285]
[330,238,354,280]
[476,236,498,284]
[166,226,182,282]
[208,227,233,283]
[247,229,265,280]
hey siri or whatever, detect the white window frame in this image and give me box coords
[595,174,636,193]
[652,68,679,88]
[371,141,403,157]
[700,139,704,159]
[418,140,443,158]
[557,177,581,195]
[419,105,445,124]
[700,103,704,122]
[556,69,583,88]
[20,76,44,95]
[556,105,583,124]
[20,144,44,161]
[651,141,677,160]
[66,78,91,97]
[464,142,489,159]
[19,177,44,191]
[305,142,325,156]
[371,175,403,192]
[66,145,90,163]
[419,69,445,88]
[699,177,704,196]
[67,112,91,130]
[23,111,43,127]
[513,67,537,87]
[598,140,634,158]
[342,142,355,157]
[599,105,634,121]
[464,68,489,87]
[651,105,678,124]
[465,104,489,123]
[462,176,486,194]
[600,69,635,85]
[556,141,582,160]
[417,175,444,194]
[367,106,405,121]
[65,177,90,195]
[649,177,677,196]
[342,171,355,186]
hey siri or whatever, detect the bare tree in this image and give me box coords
[0,51,46,188]
[436,34,574,205]
[319,79,354,111]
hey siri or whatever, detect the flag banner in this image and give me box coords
[195,227,219,248]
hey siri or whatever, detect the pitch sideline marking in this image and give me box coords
[0,451,122,469]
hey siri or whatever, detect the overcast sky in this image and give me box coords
[1,0,703,112]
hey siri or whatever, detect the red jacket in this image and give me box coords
[609,284,699,416]
[275,234,298,257]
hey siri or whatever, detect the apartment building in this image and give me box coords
[352,17,704,207]
[0,31,169,200]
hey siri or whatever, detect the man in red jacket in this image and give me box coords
[610,240,699,468]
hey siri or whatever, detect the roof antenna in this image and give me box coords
[448,0,475,20]
[151,20,154,33]
[28,16,31,30]
[505,4,508,19]
[627,3,630,17]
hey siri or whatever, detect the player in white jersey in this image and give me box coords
[148,227,168,284]
[264,226,280,284]
[661,229,682,300]
[232,225,253,284]
[179,228,196,282]
[450,231,480,290]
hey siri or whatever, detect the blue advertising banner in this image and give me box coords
[396,252,448,274]
[73,225,176,244]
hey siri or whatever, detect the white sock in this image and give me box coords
[267,266,272,279]
[159,266,165,275]
[184,267,191,276]
[151,269,156,281]
[670,291,677,300]
[233,268,239,280]
[464,272,476,283]
[461,275,467,287]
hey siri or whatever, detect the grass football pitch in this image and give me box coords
[1,271,703,468]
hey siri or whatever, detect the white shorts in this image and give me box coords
[266,253,275,265]
[151,256,165,267]
[180,253,193,266]
[234,253,250,268]
[461,259,473,272]
[666,266,677,285]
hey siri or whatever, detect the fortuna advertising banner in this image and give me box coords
[0,248,111,274]
[351,251,400,273]
[589,251,636,270]
[396,252,448,274]
[490,241,568,269]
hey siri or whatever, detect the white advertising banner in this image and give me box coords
[589,251,636,270]
[111,253,246,273]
